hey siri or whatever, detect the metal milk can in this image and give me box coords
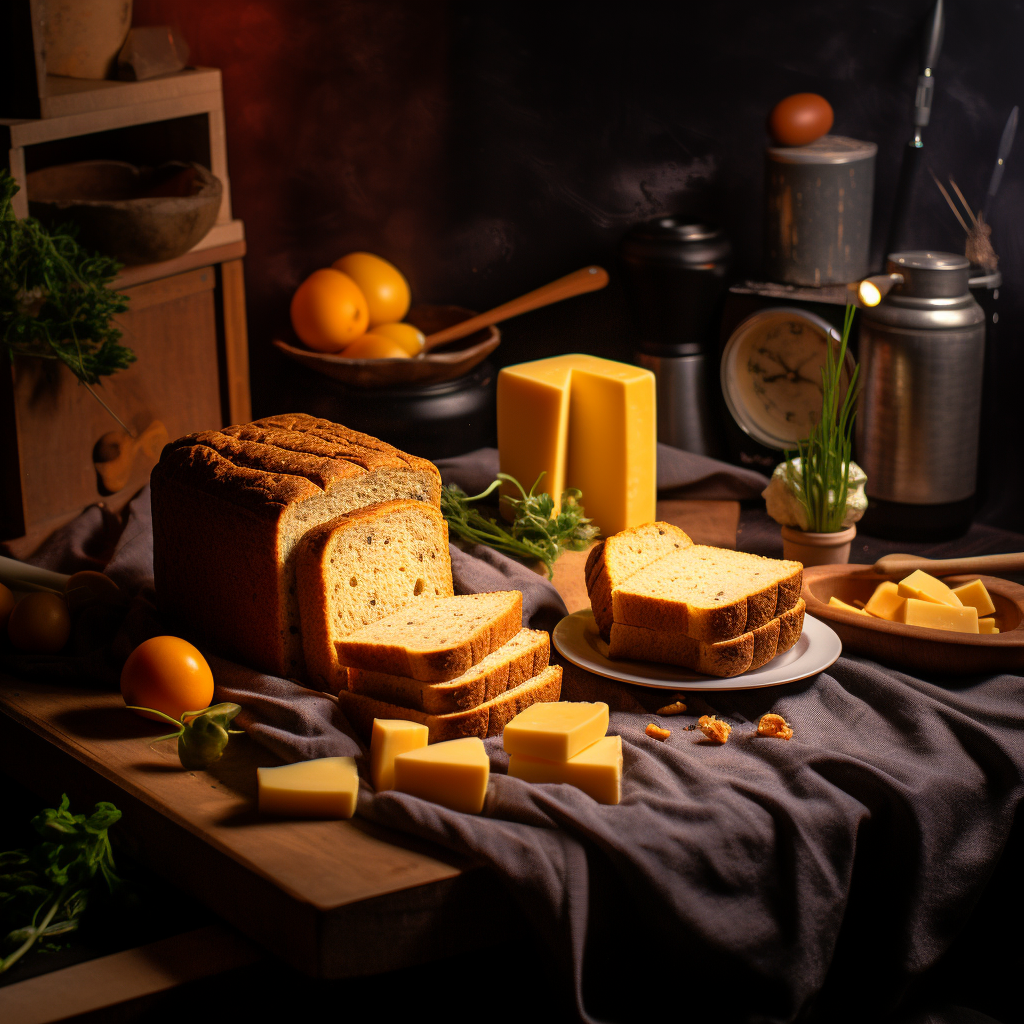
[856,251,986,540]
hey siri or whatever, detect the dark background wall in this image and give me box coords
[133,0,1024,531]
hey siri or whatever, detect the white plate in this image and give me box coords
[552,610,842,691]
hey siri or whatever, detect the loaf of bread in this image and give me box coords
[334,591,523,682]
[586,522,802,644]
[151,414,442,677]
[295,500,454,692]
[337,664,563,742]
[607,599,806,677]
[347,628,549,714]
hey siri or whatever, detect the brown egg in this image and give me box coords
[769,93,834,147]
[8,592,71,653]
[65,570,122,613]
[0,584,15,630]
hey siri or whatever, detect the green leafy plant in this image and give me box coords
[0,795,122,974]
[786,303,861,532]
[126,702,244,770]
[1,169,134,427]
[441,472,600,579]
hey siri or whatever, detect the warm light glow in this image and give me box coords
[859,280,882,306]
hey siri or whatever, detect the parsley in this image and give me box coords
[441,472,600,579]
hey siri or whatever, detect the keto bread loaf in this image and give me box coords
[337,664,563,742]
[346,628,550,714]
[334,591,523,682]
[151,414,442,677]
[296,500,454,692]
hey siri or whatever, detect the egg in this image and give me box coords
[65,570,122,613]
[8,592,71,653]
[769,93,834,147]
[121,635,215,723]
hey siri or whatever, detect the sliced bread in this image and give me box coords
[295,500,454,691]
[334,591,523,682]
[338,664,563,742]
[607,599,806,677]
[347,628,549,714]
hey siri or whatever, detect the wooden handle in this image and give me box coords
[423,265,609,351]
[873,551,1024,576]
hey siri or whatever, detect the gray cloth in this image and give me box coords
[7,447,1023,1023]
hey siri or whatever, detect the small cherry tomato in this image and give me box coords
[121,636,215,723]
[8,592,71,653]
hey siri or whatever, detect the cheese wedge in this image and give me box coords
[864,581,905,620]
[897,570,962,608]
[895,598,978,633]
[951,580,996,617]
[829,596,870,616]
[257,757,359,818]
[393,736,490,814]
[503,700,609,761]
[978,617,999,635]
[508,735,622,805]
[370,719,429,792]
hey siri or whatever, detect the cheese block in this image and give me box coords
[257,757,359,818]
[897,570,962,608]
[896,598,979,633]
[497,354,656,536]
[370,719,428,791]
[864,581,905,620]
[508,734,622,805]
[393,737,490,814]
[951,580,996,617]
[829,596,870,616]
[978,617,999,635]
[503,700,609,761]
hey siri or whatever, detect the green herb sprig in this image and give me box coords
[0,796,122,974]
[787,303,861,533]
[127,703,244,770]
[441,473,600,579]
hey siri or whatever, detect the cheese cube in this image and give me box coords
[897,570,962,608]
[508,735,622,805]
[497,354,656,536]
[978,617,999,635]
[393,737,490,814]
[503,701,609,761]
[371,719,429,792]
[257,757,359,818]
[864,581,906,620]
[896,598,979,633]
[829,596,870,616]
[951,579,996,617]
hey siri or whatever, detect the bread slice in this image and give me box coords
[295,500,454,692]
[608,545,802,644]
[338,664,563,742]
[607,599,805,677]
[347,628,549,714]
[334,591,523,682]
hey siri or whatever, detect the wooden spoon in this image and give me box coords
[423,265,609,351]
[873,551,1024,576]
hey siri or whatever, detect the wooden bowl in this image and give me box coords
[273,304,500,388]
[27,160,222,265]
[802,564,1024,675]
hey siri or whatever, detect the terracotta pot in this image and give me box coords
[781,524,857,567]
[42,0,133,80]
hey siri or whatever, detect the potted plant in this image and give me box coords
[762,304,867,567]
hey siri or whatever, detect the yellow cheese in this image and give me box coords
[257,757,359,818]
[497,354,656,535]
[897,570,962,608]
[508,735,622,805]
[370,718,428,791]
[896,598,979,633]
[951,579,996,617]
[978,617,999,634]
[864,581,906,620]
[503,700,609,761]
[393,737,490,814]
[829,596,870,616]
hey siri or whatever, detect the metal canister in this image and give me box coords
[620,219,731,456]
[766,135,877,286]
[856,252,986,540]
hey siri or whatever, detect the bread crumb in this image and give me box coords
[645,723,671,741]
[698,715,731,744]
[757,713,794,740]
[656,700,687,716]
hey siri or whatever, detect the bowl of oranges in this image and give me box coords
[274,252,500,388]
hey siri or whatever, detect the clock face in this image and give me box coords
[720,307,854,450]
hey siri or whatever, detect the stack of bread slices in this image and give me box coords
[585,522,805,677]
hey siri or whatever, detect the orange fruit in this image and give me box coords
[121,635,215,723]
[332,252,410,327]
[370,322,425,356]
[341,333,412,360]
[290,268,369,352]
